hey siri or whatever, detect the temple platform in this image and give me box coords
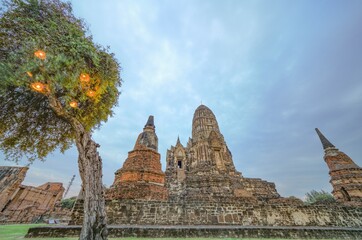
[26,225,362,239]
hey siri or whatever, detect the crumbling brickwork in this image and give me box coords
[106,116,168,201]
[243,178,280,201]
[0,166,64,223]
[316,128,362,206]
[69,107,362,230]
[165,105,280,202]
[0,166,28,211]
[69,199,362,227]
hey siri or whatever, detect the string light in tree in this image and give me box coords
[86,90,96,97]
[34,50,46,60]
[31,51,99,108]
[79,73,90,82]
[30,82,45,92]
[69,101,78,108]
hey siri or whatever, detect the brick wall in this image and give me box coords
[0,166,28,211]
[69,199,362,227]
[0,182,64,223]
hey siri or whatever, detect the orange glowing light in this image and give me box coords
[79,73,90,82]
[30,82,44,92]
[26,71,33,77]
[86,90,96,97]
[69,101,78,108]
[34,50,46,60]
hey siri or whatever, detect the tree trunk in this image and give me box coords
[46,95,108,239]
[74,123,108,240]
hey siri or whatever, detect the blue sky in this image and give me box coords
[1,0,362,199]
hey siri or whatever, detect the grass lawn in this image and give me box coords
[0,224,332,240]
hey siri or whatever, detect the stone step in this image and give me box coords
[26,225,362,239]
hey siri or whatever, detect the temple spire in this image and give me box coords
[144,115,154,128]
[315,128,335,150]
[176,136,181,146]
[134,115,158,150]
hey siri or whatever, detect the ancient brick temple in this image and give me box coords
[316,128,362,206]
[106,116,168,200]
[166,104,280,202]
[69,105,362,230]
[0,166,64,223]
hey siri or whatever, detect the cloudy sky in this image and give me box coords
[1,0,362,199]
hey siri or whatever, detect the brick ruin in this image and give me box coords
[105,106,284,204]
[106,116,168,200]
[0,166,64,223]
[69,104,362,228]
[0,166,28,212]
[316,128,362,206]
[165,104,280,202]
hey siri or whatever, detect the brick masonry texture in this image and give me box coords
[0,166,28,211]
[165,105,280,202]
[69,199,362,227]
[0,166,64,223]
[106,116,168,201]
[316,128,362,206]
[69,105,362,231]
[26,106,362,238]
[26,225,362,239]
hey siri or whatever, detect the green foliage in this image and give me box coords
[304,190,336,205]
[61,196,77,209]
[0,0,121,162]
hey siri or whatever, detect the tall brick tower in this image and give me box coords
[315,128,362,206]
[166,105,280,202]
[191,105,238,173]
[106,116,168,200]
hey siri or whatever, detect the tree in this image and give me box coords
[304,190,336,205]
[61,197,77,209]
[0,1,121,239]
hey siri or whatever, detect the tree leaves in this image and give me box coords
[0,0,121,162]
[304,190,336,205]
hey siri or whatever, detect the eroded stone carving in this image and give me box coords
[166,105,279,202]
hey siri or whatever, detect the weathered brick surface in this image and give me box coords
[0,166,64,223]
[69,107,362,232]
[325,151,362,206]
[165,105,280,202]
[0,183,64,223]
[69,199,362,227]
[0,166,28,211]
[26,225,362,239]
[106,116,168,201]
[316,128,362,206]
